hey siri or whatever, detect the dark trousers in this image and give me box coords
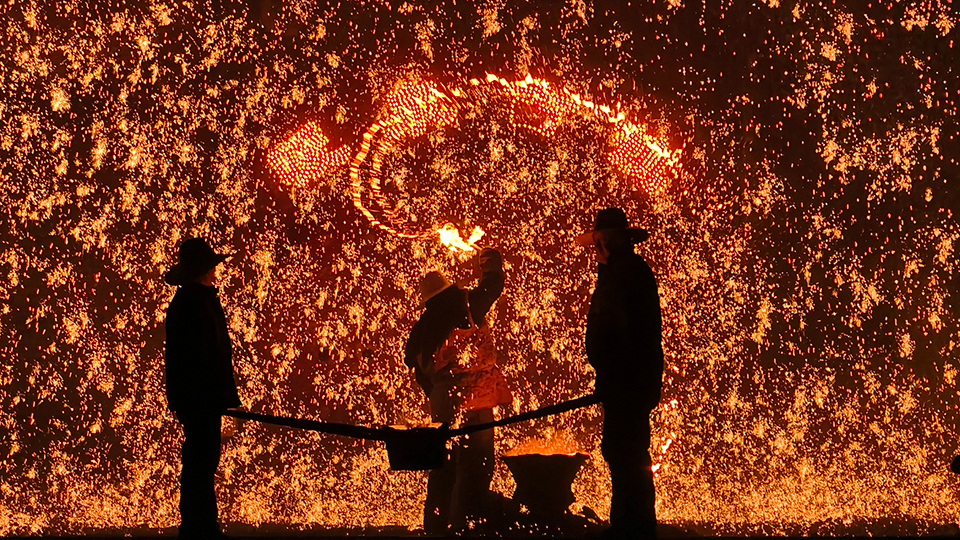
[178,412,223,537]
[424,408,495,532]
[602,403,657,539]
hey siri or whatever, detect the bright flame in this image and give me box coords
[652,436,675,475]
[437,223,484,252]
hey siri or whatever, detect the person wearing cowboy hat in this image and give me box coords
[577,208,664,540]
[164,238,242,539]
[404,247,511,533]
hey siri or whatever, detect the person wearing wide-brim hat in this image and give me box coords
[164,238,241,539]
[404,249,512,533]
[575,206,650,251]
[577,208,664,540]
[164,237,230,287]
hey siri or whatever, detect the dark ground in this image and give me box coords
[4,518,959,539]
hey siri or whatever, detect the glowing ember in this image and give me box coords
[505,435,581,457]
[437,223,484,253]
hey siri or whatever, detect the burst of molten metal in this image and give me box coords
[504,436,581,457]
[267,120,351,188]
[346,73,679,242]
[651,437,673,474]
[437,223,485,252]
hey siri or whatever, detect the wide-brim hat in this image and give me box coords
[575,207,649,246]
[165,238,230,286]
[419,271,453,308]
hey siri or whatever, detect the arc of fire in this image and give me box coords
[268,74,682,250]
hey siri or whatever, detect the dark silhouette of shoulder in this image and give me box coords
[164,283,239,414]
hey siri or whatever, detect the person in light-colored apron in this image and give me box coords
[404,248,512,533]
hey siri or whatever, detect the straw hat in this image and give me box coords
[575,207,649,246]
[419,271,453,307]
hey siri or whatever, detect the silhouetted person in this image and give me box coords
[576,208,664,540]
[164,238,241,539]
[404,248,511,533]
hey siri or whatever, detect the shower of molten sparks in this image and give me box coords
[437,223,485,252]
[5,0,959,534]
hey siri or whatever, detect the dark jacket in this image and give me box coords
[586,251,664,411]
[164,283,241,414]
[404,248,505,396]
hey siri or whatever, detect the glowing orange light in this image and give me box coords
[497,73,578,137]
[267,120,350,188]
[651,436,674,474]
[347,74,681,242]
[504,436,581,457]
[437,223,484,253]
[608,123,681,194]
[10,0,957,532]
[381,79,458,142]
[348,80,461,239]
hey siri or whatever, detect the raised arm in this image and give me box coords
[467,248,505,323]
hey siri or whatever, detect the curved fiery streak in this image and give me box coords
[496,73,578,137]
[345,74,679,242]
[349,80,459,239]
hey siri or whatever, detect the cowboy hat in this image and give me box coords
[164,238,230,286]
[418,271,454,307]
[575,207,649,246]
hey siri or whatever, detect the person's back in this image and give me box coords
[404,248,506,418]
[403,247,508,533]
